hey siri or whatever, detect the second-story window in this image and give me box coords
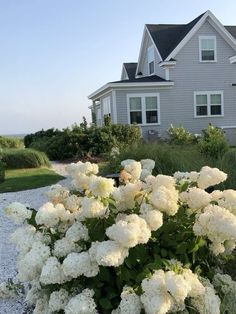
[147,46,155,75]
[199,36,217,62]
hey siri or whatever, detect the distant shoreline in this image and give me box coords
[0,134,27,138]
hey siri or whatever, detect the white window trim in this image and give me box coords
[102,96,111,116]
[147,45,155,75]
[127,93,160,126]
[199,36,217,63]
[194,91,224,118]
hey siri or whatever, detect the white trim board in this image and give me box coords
[193,90,224,118]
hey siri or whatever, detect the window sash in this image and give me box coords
[195,92,223,117]
[128,94,160,125]
[199,36,216,61]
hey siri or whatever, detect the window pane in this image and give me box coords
[210,94,221,104]
[202,50,215,61]
[211,105,221,115]
[130,111,142,124]
[146,97,157,110]
[149,61,154,74]
[147,46,154,62]
[196,94,207,105]
[201,38,215,50]
[129,97,141,110]
[146,111,158,123]
[196,105,207,116]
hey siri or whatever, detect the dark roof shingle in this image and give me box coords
[110,75,168,84]
[123,63,137,79]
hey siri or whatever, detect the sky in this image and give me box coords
[0,0,236,135]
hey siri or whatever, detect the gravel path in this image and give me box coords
[0,163,70,313]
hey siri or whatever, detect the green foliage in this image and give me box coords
[216,149,236,189]
[0,149,50,169]
[102,143,214,176]
[0,168,64,192]
[26,124,141,160]
[167,124,196,145]
[198,124,229,158]
[0,160,5,183]
[0,136,24,149]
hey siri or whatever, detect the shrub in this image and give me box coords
[3,160,236,313]
[26,124,141,160]
[198,124,229,158]
[101,142,213,176]
[1,149,50,169]
[216,149,236,189]
[0,136,24,149]
[167,124,196,144]
[0,160,5,183]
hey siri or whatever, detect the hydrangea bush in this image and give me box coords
[2,159,236,313]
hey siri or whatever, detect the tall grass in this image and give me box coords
[1,149,50,169]
[0,136,24,149]
[102,143,214,176]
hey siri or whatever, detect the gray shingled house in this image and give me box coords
[88,11,236,143]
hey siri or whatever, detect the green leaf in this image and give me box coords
[99,298,113,310]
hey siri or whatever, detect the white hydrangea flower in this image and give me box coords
[140,169,152,181]
[112,182,142,211]
[45,184,69,204]
[141,159,155,172]
[10,225,36,255]
[197,166,227,189]
[65,288,98,314]
[48,288,69,312]
[81,197,108,218]
[33,295,49,314]
[89,241,129,267]
[165,271,191,303]
[17,242,50,281]
[63,194,81,212]
[35,202,60,227]
[121,160,142,182]
[141,270,171,314]
[62,252,99,278]
[174,171,199,183]
[106,214,151,248]
[210,190,223,201]
[146,174,176,190]
[193,204,236,255]
[70,173,91,192]
[140,203,163,231]
[117,286,142,314]
[4,202,32,224]
[66,161,98,177]
[182,269,205,298]
[89,176,115,198]
[218,189,236,215]
[191,278,221,314]
[181,187,212,211]
[40,257,68,285]
[150,186,178,216]
[53,237,81,258]
[25,280,41,306]
[66,221,89,242]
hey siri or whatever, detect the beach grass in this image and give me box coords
[0,168,64,193]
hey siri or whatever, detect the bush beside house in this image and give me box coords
[0,160,5,183]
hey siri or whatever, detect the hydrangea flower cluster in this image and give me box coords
[2,159,236,313]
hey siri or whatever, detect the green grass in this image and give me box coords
[0,168,65,193]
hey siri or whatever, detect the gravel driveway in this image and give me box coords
[0,163,70,313]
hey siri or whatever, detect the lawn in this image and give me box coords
[0,168,65,193]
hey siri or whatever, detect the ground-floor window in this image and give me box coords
[127,93,160,125]
[194,91,224,117]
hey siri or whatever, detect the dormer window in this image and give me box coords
[147,46,155,74]
[199,36,217,62]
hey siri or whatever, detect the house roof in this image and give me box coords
[123,63,137,80]
[146,12,206,60]
[146,14,236,61]
[110,75,167,84]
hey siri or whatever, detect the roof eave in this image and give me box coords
[88,81,174,100]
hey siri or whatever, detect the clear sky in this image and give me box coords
[0,0,236,134]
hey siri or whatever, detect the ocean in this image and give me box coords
[1,134,27,138]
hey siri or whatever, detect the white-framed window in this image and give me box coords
[127,93,160,125]
[147,46,155,75]
[102,96,111,116]
[199,36,217,62]
[194,91,224,118]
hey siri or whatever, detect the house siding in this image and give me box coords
[168,20,236,134]
[140,35,166,78]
